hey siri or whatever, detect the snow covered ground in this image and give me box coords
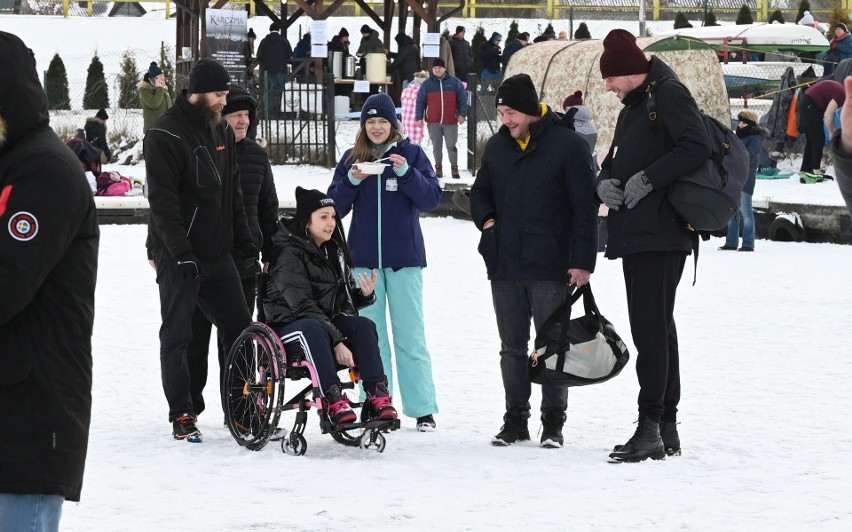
[4,14,852,530]
[61,218,852,531]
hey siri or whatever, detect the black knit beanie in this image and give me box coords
[495,74,540,116]
[188,58,231,93]
[96,108,109,121]
[296,187,337,232]
[361,24,371,34]
[222,84,256,116]
[147,61,163,80]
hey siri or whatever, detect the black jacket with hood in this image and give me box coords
[470,105,598,282]
[597,56,712,259]
[262,214,375,344]
[144,92,253,262]
[388,35,421,82]
[0,31,99,502]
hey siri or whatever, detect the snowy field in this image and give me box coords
[60,219,852,531]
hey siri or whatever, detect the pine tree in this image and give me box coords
[797,0,811,23]
[118,51,140,109]
[674,13,693,29]
[769,9,785,24]
[507,20,519,43]
[545,22,555,36]
[83,54,110,110]
[472,26,486,75]
[574,23,591,40]
[827,6,851,33]
[704,9,719,27]
[44,53,70,111]
[736,5,754,25]
[159,42,176,102]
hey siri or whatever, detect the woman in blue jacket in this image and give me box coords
[328,93,442,431]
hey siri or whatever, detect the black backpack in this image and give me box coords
[647,77,750,232]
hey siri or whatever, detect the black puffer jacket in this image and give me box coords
[470,105,598,281]
[479,41,501,74]
[233,136,278,276]
[84,116,111,162]
[0,31,99,502]
[262,215,375,344]
[144,92,253,261]
[388,35,421,82]
[598,56,712,259]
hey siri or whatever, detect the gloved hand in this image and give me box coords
[624,170,653,209]
[596,178,624,210]
[175,252,200,280]
[238,240,260,259]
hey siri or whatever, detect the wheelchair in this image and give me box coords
[222,320,400,455]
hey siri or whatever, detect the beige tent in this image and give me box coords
[503,36,730,156]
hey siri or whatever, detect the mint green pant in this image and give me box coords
[355,266,438,419]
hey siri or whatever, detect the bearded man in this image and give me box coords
[144,58,256,443]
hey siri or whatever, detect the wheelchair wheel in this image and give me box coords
[223,323,285,451]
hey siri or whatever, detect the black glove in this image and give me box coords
[624,170,653,209]
[175,252,200,280]
[237,240,260,259]
[596,178,623,210]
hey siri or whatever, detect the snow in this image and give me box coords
[4,14,852,530]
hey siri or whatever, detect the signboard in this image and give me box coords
[311,20,328,58]
[423,32,440,58]
[205,8,248,85]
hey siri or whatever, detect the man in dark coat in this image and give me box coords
[256,22,292,119]
[448,26,473,81]
[595,30,711,462]
[84,108,111,162]
[470,74,598,449]
[187,85,279,418]
[144,59,256,443]
[501,32,529,72]
[0,31,99,526]
[388,34,421,86]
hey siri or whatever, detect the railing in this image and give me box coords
[43,1,852,22]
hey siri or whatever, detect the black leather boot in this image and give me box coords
[661,421,681,456]
[609,417,666,463]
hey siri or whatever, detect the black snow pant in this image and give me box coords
[273,316,386,396]
[622,251,686,423]
[797,92,826,174]
[152,248,251,422]
[187,274,256,416]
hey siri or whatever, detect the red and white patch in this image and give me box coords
[8,211,38,241]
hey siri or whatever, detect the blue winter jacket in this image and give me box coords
[328,137,441,269]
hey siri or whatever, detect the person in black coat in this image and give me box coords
[262,188,398,425]
[256,22,292,119]
[501,32,529,72]
[0,31,99,524]
[479,32,503,90]
[470,74,598,449]
[186,85,279,419]
[595,30,712,462]
[144,59,256,442]
[84,108,111,162]
[388,34,421,85]
[448,26,473,80]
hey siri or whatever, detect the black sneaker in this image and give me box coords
[416,415,436,432]
[491,412,530,446]
[173,413,202,443]
[540,410,566,448]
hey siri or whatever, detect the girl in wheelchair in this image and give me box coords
[262,187,398,426]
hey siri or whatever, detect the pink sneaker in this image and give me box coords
[365,380,398,421]
[325,384,356,425]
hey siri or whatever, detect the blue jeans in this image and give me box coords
[490,280,570,417]
[0,494,63,532]
[725,191,755,249]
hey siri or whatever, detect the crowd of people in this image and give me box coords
[9,18,852,529]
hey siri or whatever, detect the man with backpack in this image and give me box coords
[595,29,711,462]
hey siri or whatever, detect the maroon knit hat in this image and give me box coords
[599,29,649,79]
[562,90,583,109]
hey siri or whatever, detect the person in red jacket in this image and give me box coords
[415,58,468,179]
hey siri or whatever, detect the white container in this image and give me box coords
[334,95,350,116]
[282,83,323,115]
[354,162,390,175]
[366,53,387,83]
